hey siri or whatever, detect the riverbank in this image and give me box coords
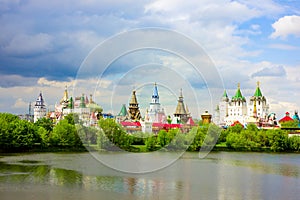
[2,143,299,154]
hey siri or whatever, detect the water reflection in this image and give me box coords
[206,152,300,178]
[0,152,299,199]
[0,160,184,199]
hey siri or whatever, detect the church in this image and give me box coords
[216,82,271,127]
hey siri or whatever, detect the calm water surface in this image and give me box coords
[0,152,299,200]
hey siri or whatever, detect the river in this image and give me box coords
[0,152,299,200]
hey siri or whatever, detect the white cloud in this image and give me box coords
[0,0,299,118]
[251,65,286,77]
[271,15,300,39]
[37,77,74,88]
[268,43,299,50]
[13,98,28,109]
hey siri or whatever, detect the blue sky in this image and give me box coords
[0,0,300,119]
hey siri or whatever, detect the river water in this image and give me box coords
[0,152,299,200]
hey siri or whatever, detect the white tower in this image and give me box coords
[247,81,269,119]
[34,92,47,122]
[141,109,153,133]
[218,90,229,126]
[148,83,166,123]
[226,83,247,125]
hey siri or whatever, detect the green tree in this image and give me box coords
[0,113,19,123]
[37,126,50,147]
[64,113,79,125]
[97,129,113,150]
[145,135,157,151]
[9,119,37,149]
[35,117,53,132]
[187,126,206,151]
[157,129,169,147]
[266,129,288,151]
[168,131,186,150]
[0,116,11,149]
[50,119,82,147]
[131,131,150,145]
[288,136,300,151]
[227,123,243,133]
[98,118,132,149]
[281,120,299,128]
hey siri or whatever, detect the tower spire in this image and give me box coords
[151,82,160,104]
[174,89,188,123]
[128,90,141,120]
[254,81,263,97]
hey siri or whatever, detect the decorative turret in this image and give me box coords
[68,97,74,109]
[292,111,300,121]
[89,94,94,104]
[254,81,263,97]
[80,94,86,108]
[232,83,246,102]
[201,111,212,124]
[152,82,159,104]
[148,83,166,123]
[34,92,47,122]
[59,86,70,109]
[174,89,188,123]
[222,90,229,102]
[118,104,128,117]
[128,90,141,121]
[248,81,269,119]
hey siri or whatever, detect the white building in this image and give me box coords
[141,109,153,133]
[148,83,166,123]
[34,92,46,122]
[217,82,269,127]
[247,82,269,119]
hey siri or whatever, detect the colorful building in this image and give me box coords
[50,87,102,126]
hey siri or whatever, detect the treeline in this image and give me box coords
[0,113,84,152]
[220,123,300,152]
[0,113,300,152]
[96,119,300,152]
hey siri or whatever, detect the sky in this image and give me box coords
[0,0,300,119]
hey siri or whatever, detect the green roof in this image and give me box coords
[118,104,128,116]
[233,88,243,99]
[254,86,262,97]
[232,83,245,101]
[222,90,228,98]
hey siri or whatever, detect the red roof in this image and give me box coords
[279,112,293,123]
[186,117,196,126]
[152,122,165,128]
[152,123,182,129]
[120,121,141,127]
[231,120,244,127]
[165,124,182,128]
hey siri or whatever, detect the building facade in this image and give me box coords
[217,82,270,127]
